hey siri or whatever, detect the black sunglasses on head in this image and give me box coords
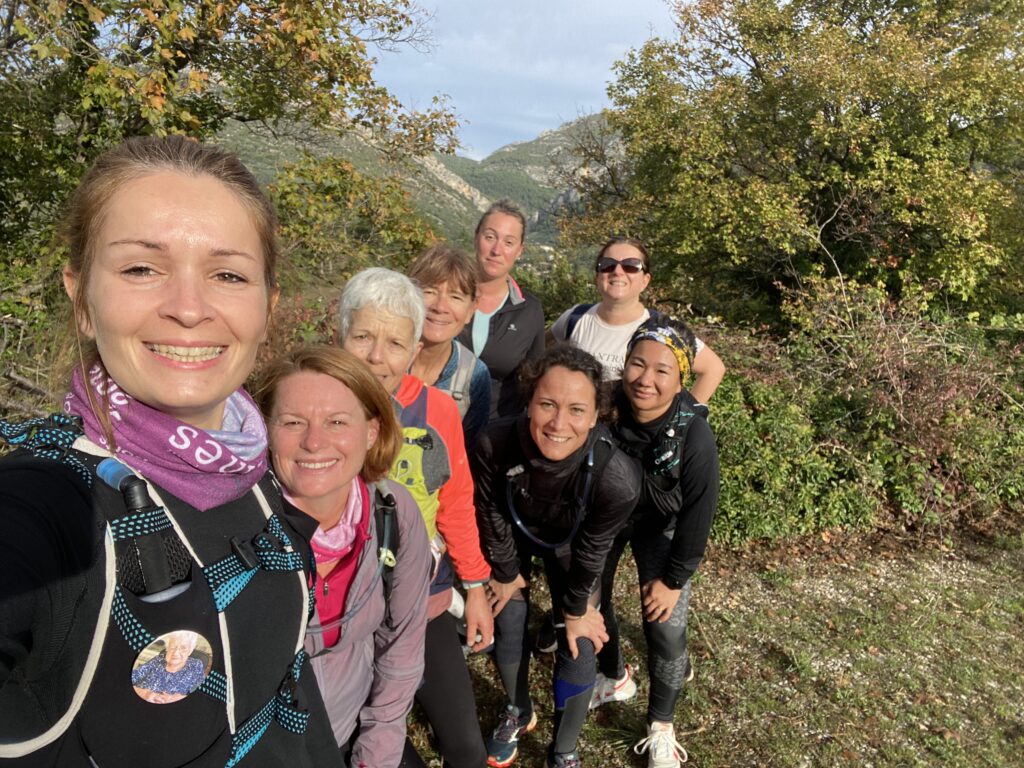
[596,257,646,274]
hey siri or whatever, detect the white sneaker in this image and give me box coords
[589,663,637,709]
[633,721,688,767]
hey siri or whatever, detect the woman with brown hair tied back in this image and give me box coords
[0,136,337,766]
[458,200,545,419]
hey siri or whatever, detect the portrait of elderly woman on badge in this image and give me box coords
[131,630,212,704]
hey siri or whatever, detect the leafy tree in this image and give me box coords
[0,0,455,410]
[561,0,1024,318]
[1,0,455,236]
[269,153,434,288]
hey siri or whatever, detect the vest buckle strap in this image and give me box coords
[230,536,259,570]
[225,651,310,766]
[206,515,305,612]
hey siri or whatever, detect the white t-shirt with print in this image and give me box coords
[551,304,704,381]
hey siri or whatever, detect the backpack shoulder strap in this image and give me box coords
[649,394,700,476]
[447,342,477,407]
[373,485,400,625]
[0,413,95,485]
[577,433,616,506]
[565,303,595,340]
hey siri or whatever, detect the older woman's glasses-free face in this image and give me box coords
[596,257,646,274]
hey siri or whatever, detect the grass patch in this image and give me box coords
[408,537,1024,766]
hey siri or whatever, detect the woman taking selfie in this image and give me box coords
[472,345,641,768]
[255,345,431,768]
[0,137,336,766]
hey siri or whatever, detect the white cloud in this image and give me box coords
[373,0,677,159]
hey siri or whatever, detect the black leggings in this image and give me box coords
[491,546,599,756]
[598,528,692,723]
[400,612,487,768]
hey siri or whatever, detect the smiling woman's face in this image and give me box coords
[623,339,682,423]
[420,279,475,345]
[268,371,379,523]
[64,171,273,431]
[595,241,651,305]
[527,365,598,461]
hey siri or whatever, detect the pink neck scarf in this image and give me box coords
[64,364,268,511]
[306,477,367,565]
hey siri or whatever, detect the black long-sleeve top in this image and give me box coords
[472,416,641,616]
[457,279,546,419]
[612,387,720,587]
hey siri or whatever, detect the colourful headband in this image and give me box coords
[626,322,694,386]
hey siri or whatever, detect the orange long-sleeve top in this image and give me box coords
[393,374,490,583]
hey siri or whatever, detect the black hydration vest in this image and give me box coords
[0,414,319,767]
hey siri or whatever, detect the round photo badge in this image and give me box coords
[131,630,212,704]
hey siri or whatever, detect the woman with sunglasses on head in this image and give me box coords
[591,315,720,768]
[548,238,725,402]
[0,137,337,766]
[473,345,641,768]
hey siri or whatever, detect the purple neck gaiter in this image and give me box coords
[64,364,268,511]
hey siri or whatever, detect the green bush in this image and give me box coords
[526,269,1023,544]
[780,275,1024,535]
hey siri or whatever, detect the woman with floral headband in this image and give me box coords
[593,313,720,768]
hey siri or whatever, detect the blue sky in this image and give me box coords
[373,0,678,160]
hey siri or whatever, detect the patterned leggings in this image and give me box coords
[597,527,692,723]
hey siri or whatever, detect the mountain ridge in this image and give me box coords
[219,116,594,248]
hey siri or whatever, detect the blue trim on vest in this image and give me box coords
[109,507,173,540]
[225,650,310,766]
[203,515,305,612]
[0,413,92,484]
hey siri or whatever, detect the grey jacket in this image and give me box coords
[305,481,431,768]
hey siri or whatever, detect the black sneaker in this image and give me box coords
[486,704,537,767]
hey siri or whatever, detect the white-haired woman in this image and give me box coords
[131,630,204,704]
[338,268,492,768]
